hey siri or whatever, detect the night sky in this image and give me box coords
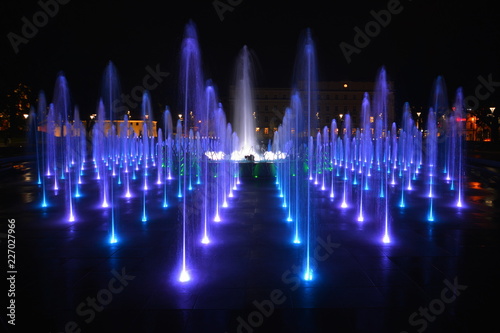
[1,0,499,120]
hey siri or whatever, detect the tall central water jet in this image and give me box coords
[233,46,257,157]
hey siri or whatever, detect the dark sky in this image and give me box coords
[1,0,499,119]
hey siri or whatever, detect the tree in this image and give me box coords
[0,83,33,136]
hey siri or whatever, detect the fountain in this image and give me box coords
[28,21,468,287]
[233,46,258,158]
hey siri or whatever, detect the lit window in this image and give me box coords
[264,128,269,135]
[256,127,260,132]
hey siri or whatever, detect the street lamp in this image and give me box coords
[23,113,29,119]
[489,107,495,115]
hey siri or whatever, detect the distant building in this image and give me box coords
[86,120,158,137]
[228,81,395,140]
[465,110,499,141]
[40,120,158,137]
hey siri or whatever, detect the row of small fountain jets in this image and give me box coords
[29,22,465,283]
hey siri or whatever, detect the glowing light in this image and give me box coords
[303,269,313,281]
[286,216,293,222]
[382,233,391,244]
[222,201,229,208]
[201,236,210,244]
[357,215,364,222]
[341,201,348,208]
[179,269,190,282]
[109,236,118,244]
[69,214,75,222]
[214,213,221,222]
[293,237,301,244]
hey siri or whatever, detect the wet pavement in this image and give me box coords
[1,157,499,333]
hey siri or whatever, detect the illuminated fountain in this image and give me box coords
[177,21,205,282]
[30,21,468,287]
[233,46,258,159]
